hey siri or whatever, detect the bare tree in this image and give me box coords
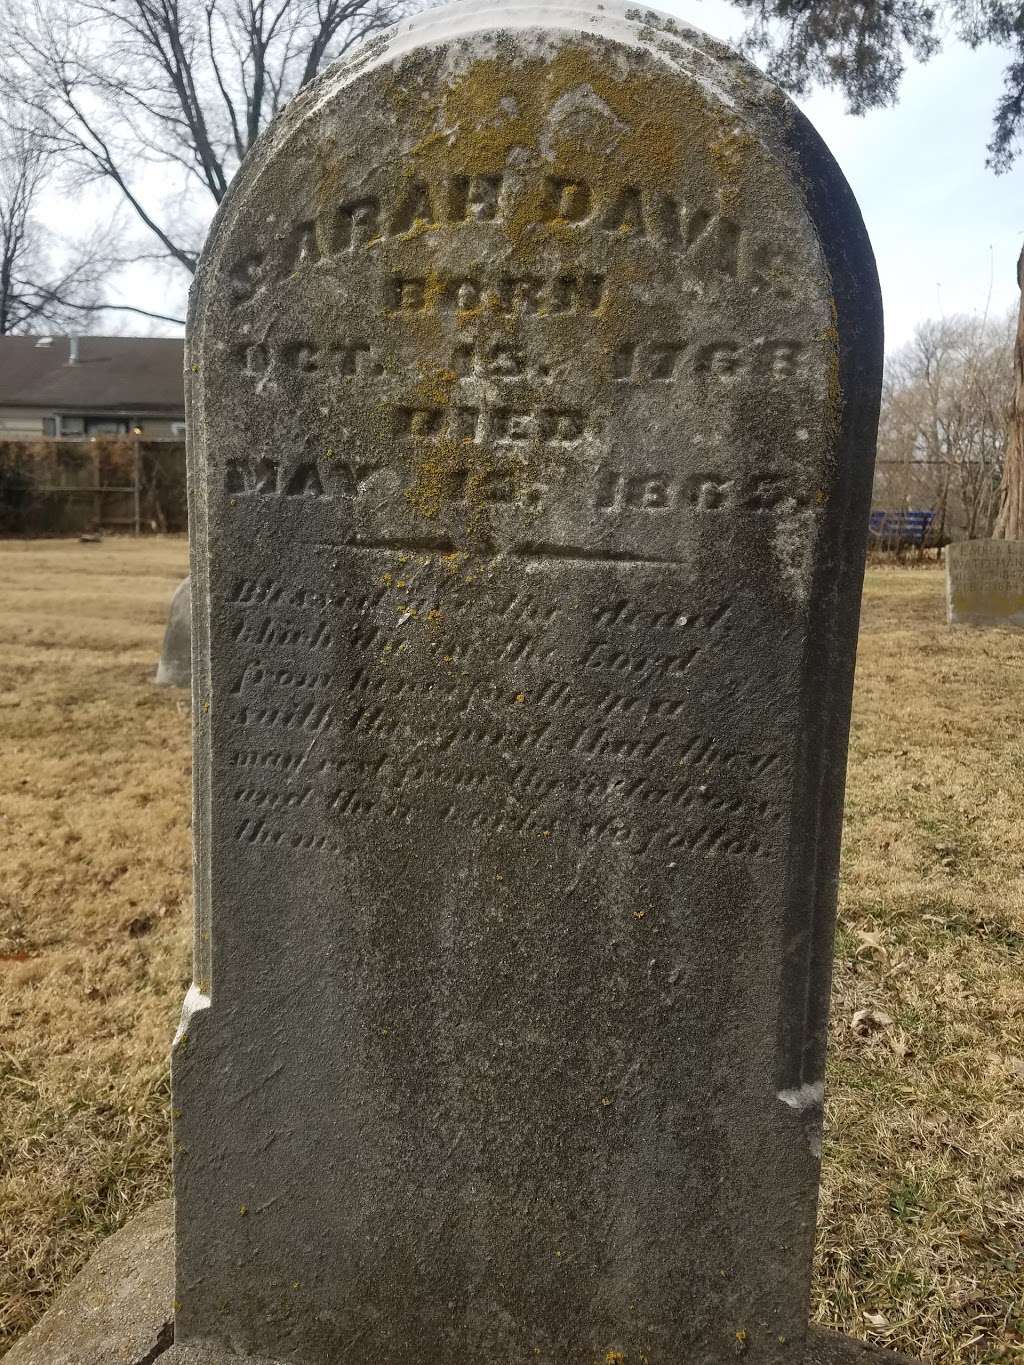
[875,314,1015,540]
[729,1,1024,541]
[0,0,419,281]
[0,113,118,334]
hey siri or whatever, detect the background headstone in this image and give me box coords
[155,578,192,687]
[174,3,885,1363]
[945,540,1024,628]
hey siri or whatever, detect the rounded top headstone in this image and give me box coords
[189,1,881,606]
[177,8,884,1363]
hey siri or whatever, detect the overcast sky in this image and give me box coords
[107,0,1022,353]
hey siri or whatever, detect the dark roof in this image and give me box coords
[0,335,184,414]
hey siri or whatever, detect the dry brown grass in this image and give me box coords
[816,566,1024,1362]
[0,538,192,1353]
[0,543,1022,1362]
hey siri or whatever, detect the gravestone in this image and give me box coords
[155,578,192,687]
[173,3,889,1363]
[945,540,1024,628]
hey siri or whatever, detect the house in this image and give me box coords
[0,335,185,438]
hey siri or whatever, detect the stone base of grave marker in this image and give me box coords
[2,1202,175,1365]
[4,1205,921,1365]
[155,577,192,687]
[156,1333,920,1365]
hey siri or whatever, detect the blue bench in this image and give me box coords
[868,510,935,549]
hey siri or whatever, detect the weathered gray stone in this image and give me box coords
[3,1203,918,1364]
[175,2,888,1362]
[156,578,192,687]
[3,1201,174,1365]
[945,539,1024,628]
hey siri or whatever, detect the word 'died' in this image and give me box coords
[395,404,587,445]
[226,174,746,304]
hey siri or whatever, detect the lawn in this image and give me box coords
[0,541,1022,1362]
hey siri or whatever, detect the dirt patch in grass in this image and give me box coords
[0,547,1022,1361]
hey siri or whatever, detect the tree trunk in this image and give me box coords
[994,244,1024,539]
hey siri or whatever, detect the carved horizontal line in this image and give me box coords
[511,543,687,566]
[311,539,684,566]
[314,536,459,554]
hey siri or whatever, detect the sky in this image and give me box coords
[104,1,1023,353]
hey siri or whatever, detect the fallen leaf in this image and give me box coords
[854,928,889,961]
[852,1007,894,1038]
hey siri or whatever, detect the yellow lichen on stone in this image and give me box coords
[401,44,773,249]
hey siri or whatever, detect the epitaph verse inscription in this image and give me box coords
[226,560,784,862]
[174,6,883,1365]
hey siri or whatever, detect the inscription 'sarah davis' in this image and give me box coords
[173,3,894,1363]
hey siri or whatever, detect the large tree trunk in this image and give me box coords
[994,245,1024,539]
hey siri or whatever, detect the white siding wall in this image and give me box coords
[0,408,46,435]
[0,409,184,437]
